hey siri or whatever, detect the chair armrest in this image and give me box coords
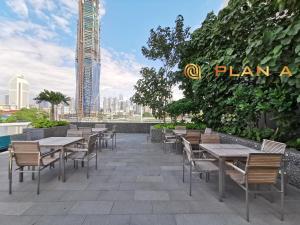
[65,147,88,152]
[192,158,216,162]
[226,162,246,175]
[8,148,14,157]
[76,142,87,148]
[41,149,60,158]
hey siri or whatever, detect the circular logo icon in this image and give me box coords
[184,64,201,80]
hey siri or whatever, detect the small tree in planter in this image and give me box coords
[34,90,70,121]
[165,98,198,122]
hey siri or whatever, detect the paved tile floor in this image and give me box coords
[0,133,299,225]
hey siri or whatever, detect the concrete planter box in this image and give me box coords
[215,131,300,189]
[150,126,162,143]
[23,125,69,140]
[72,122,158,134]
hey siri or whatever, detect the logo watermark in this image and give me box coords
[184,64,201,80]
[183,64,293,79]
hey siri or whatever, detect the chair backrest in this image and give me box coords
[201,134,220,144]
[182,138,194,163]
[246,153,282,184]
[163,127,173,134]
[95,124,106,128]
[185,130,201,144]
[78,127,92,141]
[69,124,78,129]
[261,139,286,154]
[175,126,186,130]
[87,134,98,153]
[67,129,83,137]
[12,141,40,166]
[111,125,117,133]
[204,128,212,134]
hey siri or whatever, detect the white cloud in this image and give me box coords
[0,35,143,101]
[52,15,70,32]
[0,0,143,105]
[6,0,29,18]
[0,20,57,40]
[0,37,75,98]
[100,49,142,100]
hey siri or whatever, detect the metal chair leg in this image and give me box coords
[8,157,12,194]
[189,163,192,196]
[95,150,98,170]
[37,167,41,195]
[205,172,209,182]
[182,159,185,183]
[19,166,24,182]
[32,166,35,180]
[87,159,89,179]
[58,157,61,180]
[281,171,285,221]
[246,183,249,222]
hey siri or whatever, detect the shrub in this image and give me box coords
[154,122,206,130]
[32,119,69,128]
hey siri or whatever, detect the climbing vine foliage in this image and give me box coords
[176,0,300,142]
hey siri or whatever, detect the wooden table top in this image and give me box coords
[38,137,83,147]
[199,144,259,158]
[92,128,108,133]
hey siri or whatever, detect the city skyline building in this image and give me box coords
[76,0,101,118]
[8,75,29,110]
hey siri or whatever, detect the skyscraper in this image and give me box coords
[8,75,29,109]
[76,0,101,118]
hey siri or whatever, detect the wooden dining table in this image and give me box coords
[38,137,84,182]
[199,144,259,201]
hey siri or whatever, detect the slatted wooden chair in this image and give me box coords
[261,139,287,194]
[162,128,177,153]
[201,133,220,144]
[102,125,117,150]
[199,133,220,158]
[9,141,60,194]
[78,127,92,143]
[226,153,284,222]
[67,129,83,137]
[182,138,218,196]
[185,130,201,145]
[261,139,286,154]
[185,130,201,153]
[65,134,98,178]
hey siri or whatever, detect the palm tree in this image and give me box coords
[34,90,70,121]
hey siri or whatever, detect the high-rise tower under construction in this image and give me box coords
[76,0,101,118]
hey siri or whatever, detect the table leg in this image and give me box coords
[218,158,225,201]
[61,148,66,182]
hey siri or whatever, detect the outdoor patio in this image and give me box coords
[0,133,299,225]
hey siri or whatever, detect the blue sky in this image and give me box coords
[0,0,226,103]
